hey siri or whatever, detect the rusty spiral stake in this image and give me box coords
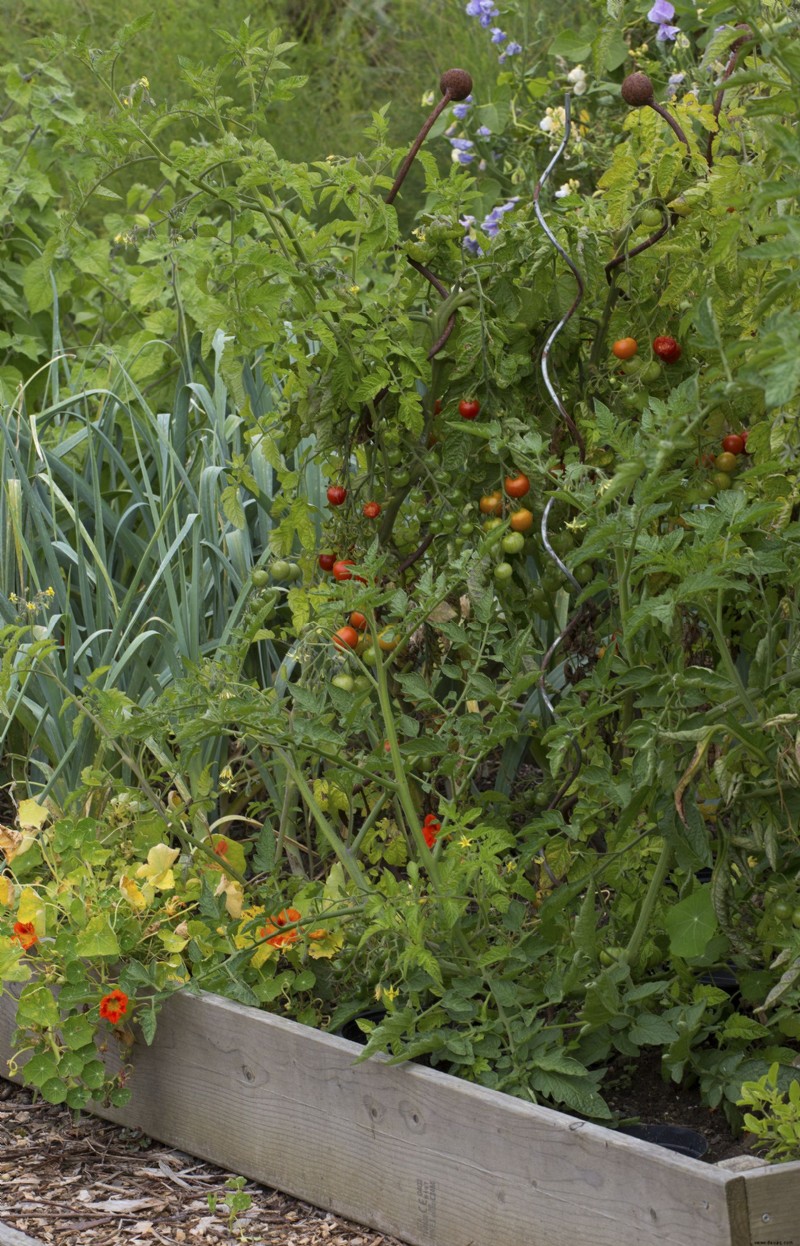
[532,93,586,462]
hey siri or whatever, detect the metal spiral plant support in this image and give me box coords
[532,100,589,814]
[532,93,586,463]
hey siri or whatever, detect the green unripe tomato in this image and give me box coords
[639,207,663,228]
[574,563,594,586]
[494,561,514,582]
[439,511,458,534]
[483,517,504,532]
[352,675,372,692]
[640,361,662,384]
[713,471,733,491]
[285,563,302,582]
[362,646,377,666]
[621,357,642,375]
[271,559,293,581]
[251,568,271,587]
[386,448,402,467]
[392,468,411,488]
[502,531,525,555]
[331,674,355,693]
[599,946,627,966]
[792,909,800,930]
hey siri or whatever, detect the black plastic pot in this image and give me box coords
[337,1007,385,1045]
[617,1122,709,1159]
[697,965,740,996]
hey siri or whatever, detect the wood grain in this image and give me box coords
[0,989,748,1246]
[0,1224,47,1246]
[742,1161,800,1246]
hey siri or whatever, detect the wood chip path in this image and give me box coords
[0,1077,405,1246]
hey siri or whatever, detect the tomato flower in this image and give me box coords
[422,814,441,849]
[259,907,302,948]
[11,921,38,950]
[99,988,129,1025]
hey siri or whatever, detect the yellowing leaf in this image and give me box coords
[214,873,244,918]
[135,843,180,891]
[119,875,148,910]
[16,886,45,933]
[0,825,34,864]
[17,799,50,831]
[307,928,345,960]
[0,875,15,906]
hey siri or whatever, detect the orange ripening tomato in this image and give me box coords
[612,337,638,361]
[479,491,503,515]
[504,473,530,499]
[509,508,535,533]
[349,611,368,631]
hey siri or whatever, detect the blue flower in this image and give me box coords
[505,41,522,55]
[463,236,484,256]
[655,23,680,41]
[476,125,492,137]
[466,0,499,23]
[452,101,472,119]
[490,27,507,44]
[647,0,675,20]
[449,137,474,150]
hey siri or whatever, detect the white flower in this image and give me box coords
[539,116,555,132]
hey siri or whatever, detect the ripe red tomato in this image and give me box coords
[612,337,638,361]
[504,473,530,499]
[721,433,745,456]
[459,399,481,420]
[509,508,535,533]
[332,560,355,581]
[653,336,682,363]
[333,625,359,650]
[326,485,347,506]
[349,611,368,631]
[362,501,381,519]
[318,553,336,572]
[434,398,442,414]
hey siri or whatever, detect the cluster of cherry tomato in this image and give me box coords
[699,429,749,494]
[611,334,682,369]
[476,473,537,582]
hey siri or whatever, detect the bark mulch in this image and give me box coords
[0,1077,404,1246]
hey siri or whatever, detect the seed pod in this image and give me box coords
[440,68,473,101]
[621,72,655,108]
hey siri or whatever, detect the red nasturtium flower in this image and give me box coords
[99,988,129,1025]
[422,814,441,849]
[259,907,302,948]
[213,839,229,856]
[11,921,38,951]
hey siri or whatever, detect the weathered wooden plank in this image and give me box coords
[0,989,737,1246]
[0,1223,47,1246]
[742,1162,800,1246]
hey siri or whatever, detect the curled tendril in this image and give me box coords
[532,93,586,462]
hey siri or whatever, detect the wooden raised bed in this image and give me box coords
[1,989,798,1246]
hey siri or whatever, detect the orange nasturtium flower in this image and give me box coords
[259,907,302,948]
[99,988,129,1025]
[11,921,38,950]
